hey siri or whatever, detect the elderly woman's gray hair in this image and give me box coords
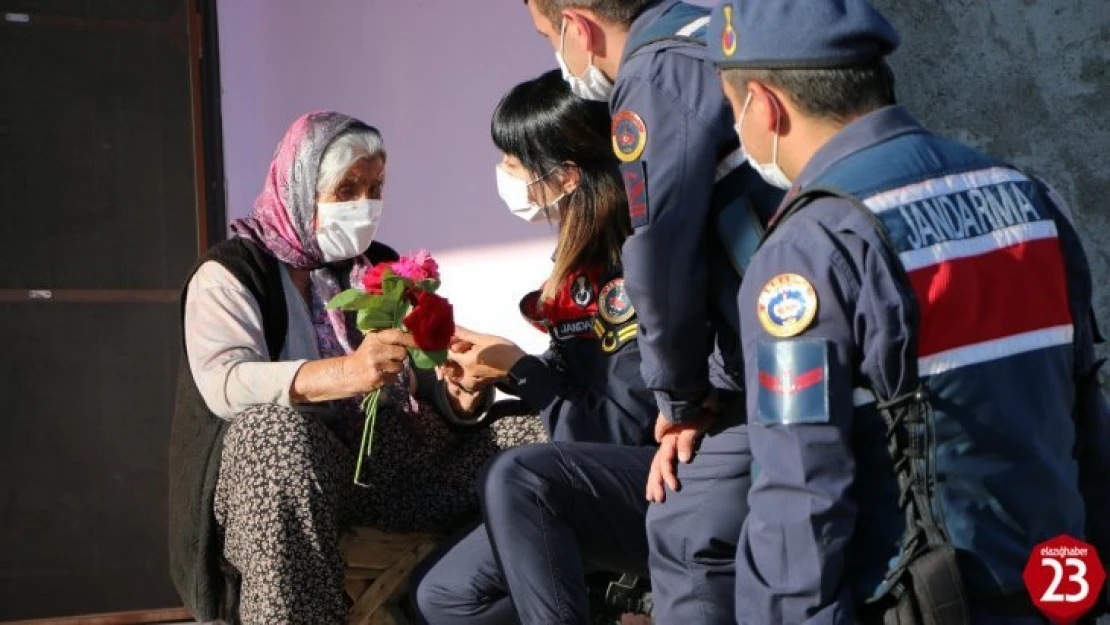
[316,127,386,196]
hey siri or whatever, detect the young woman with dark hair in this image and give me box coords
[438,68,655,446]
[411,69,657,624]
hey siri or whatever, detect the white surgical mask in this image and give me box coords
[735,91,792,190]
[555,20,613,102]
[315,198,383,262]
[495,165,563,223]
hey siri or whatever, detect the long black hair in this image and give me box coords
[492,69,630,301]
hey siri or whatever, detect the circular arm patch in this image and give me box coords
[612,111,647,163]
[598,279,635,324]
[757,273,818,337]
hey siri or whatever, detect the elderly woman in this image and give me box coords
[168,111,544,625]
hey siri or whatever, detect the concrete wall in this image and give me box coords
[872,0,1110,376]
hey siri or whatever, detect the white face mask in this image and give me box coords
[735,91,792,190]
[555,19,613,102]
[315,198,384,262]
[495,165,562,223]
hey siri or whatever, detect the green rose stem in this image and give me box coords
[353,388,381,487]
[329,268,449,486]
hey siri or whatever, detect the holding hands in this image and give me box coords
[435,327,528,415]
[338,325,528,417]
[441,327,527,391]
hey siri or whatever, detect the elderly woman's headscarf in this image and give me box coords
[229,111,374,355]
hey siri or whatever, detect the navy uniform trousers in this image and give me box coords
[412,414,751,625]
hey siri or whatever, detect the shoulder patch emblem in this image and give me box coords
[571,274,593,308]
[598,279,635,324]
[612,111,647,163]
[721,5,738,57]
[757,273,818,337]
[756,339,830,425]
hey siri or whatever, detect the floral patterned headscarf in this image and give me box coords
[229,111,376,355]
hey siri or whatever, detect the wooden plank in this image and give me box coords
[340,528,436,571]
[186,0,208,257]
[0,607,192,625]
[345,578,373,603]
[0,290,178,304]
[346,566,386,580]
[0,12,175,34]
[367,609,401,625]
[0,0,199,617]
[348,541,436,625]
[342,528,436,547]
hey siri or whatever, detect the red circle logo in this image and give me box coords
[1023,534,1106,624]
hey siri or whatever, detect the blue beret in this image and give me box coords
[708,0,900,70]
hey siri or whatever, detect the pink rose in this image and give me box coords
[390,249,439,284]
[411,248,440,281]
[360,263,389,294]
[389,258,428,283]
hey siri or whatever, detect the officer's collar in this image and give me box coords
[793,105,925,190]
[621,0,679,65]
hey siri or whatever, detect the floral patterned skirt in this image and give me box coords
[213,383,546,625]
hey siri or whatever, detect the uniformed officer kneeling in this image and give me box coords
[676,0,1110,623]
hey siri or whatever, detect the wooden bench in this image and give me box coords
[340,527,439,625]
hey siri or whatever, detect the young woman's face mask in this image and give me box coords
[495,156,565,223]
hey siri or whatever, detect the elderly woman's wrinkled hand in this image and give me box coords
[352,328,415,391]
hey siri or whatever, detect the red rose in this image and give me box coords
[403,291,455,351]
[360,263,389,294]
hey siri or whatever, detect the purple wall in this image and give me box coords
[216,0,715,352]
[217,0,716,245]
[217,0,564,251]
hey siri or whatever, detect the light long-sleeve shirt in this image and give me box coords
[183,260,317,420]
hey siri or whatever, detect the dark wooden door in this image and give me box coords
[0,0,218,619]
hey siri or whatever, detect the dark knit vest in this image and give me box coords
[167,238,397,620]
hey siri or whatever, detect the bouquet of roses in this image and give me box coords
[327,249,454,485]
